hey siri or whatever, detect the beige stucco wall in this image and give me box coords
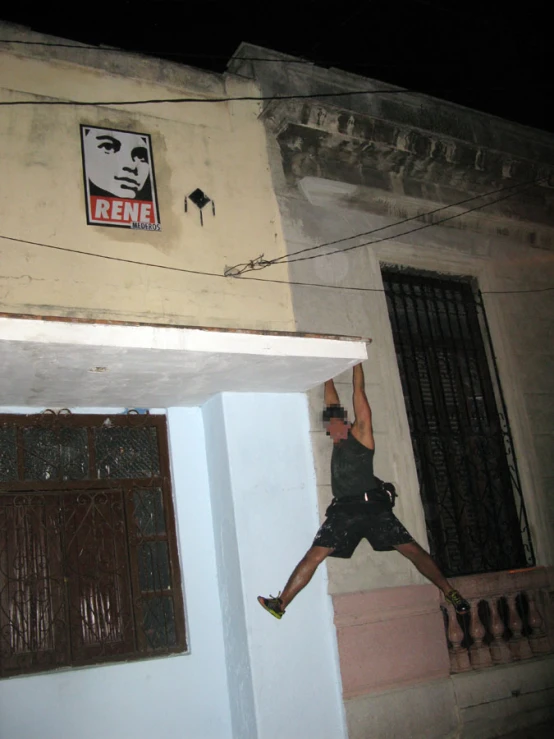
[0,33,294,331]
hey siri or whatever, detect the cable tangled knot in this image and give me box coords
[224,255,276,277]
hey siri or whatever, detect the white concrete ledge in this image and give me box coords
[0,316,368,407]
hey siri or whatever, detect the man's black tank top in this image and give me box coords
[331,431,379,499]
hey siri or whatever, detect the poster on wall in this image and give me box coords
[80,125,161,230]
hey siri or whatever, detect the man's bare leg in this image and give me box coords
[279,545,334,609]
[395,541,454,594]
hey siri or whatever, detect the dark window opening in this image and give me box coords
[0,413,186,678]
[382,268,535,577]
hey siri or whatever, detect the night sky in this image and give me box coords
[1,0,551,133]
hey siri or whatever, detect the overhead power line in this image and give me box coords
[0,234,225,279]
[225,177,548,276]
[239,274,554,295]
[1,232,552,297]
[1,83,552,108]
[0,38,286,56]
[267,178,546,265]
[0,37,547,69]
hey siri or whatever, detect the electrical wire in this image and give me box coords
[225,177,548,276]
[286,179,546,265]
[0,38,300,57]
[1,36,551,111]
[0,38,545,69]
[261,178,546,266]
[2,83,552,107]
[0,86,436,107]
[0,38,325,63]
[1,233,552,296]
[239,273,554,295]
[0,235,226,279]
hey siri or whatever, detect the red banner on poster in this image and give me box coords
[90,197,156,225]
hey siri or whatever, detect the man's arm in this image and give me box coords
[324,379,340,407]
[352,363,374,447]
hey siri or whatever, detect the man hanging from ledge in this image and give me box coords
[258,362,470,619]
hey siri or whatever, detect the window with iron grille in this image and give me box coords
[382,268,535,577]
[0,412,186,678]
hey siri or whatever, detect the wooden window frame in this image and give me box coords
[0,412,187,678]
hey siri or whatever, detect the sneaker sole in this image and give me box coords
[257,595,283,620]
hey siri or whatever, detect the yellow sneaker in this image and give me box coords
[257,594,285,620]
[445,589,470,615]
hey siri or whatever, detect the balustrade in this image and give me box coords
[441,569,553,673]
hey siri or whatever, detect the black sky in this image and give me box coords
[1,0,551,133]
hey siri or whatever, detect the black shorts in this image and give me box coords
[312,498,414,558]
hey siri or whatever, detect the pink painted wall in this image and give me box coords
[333,584,450,698]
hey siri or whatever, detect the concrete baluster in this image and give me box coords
[539,587,554,651]
[487,595,512,665]
[468,598,492,668]
[526,589,550,655]
[445,603,471,672]
[507,592,533,660]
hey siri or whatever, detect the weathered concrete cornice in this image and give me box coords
[261,97,554,185]
[231,42,554,159]
[272,115,552,220]
[265,114,552,242]
[229,45,554,240]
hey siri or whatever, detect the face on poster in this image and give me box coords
[80,125,161,230]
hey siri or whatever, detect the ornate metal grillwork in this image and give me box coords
[0,413,186,678]
[382,269,535,577]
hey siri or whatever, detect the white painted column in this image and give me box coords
[204,392,347,739]
[202,396,258,739]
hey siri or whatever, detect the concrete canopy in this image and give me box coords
[0,317,368,408]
